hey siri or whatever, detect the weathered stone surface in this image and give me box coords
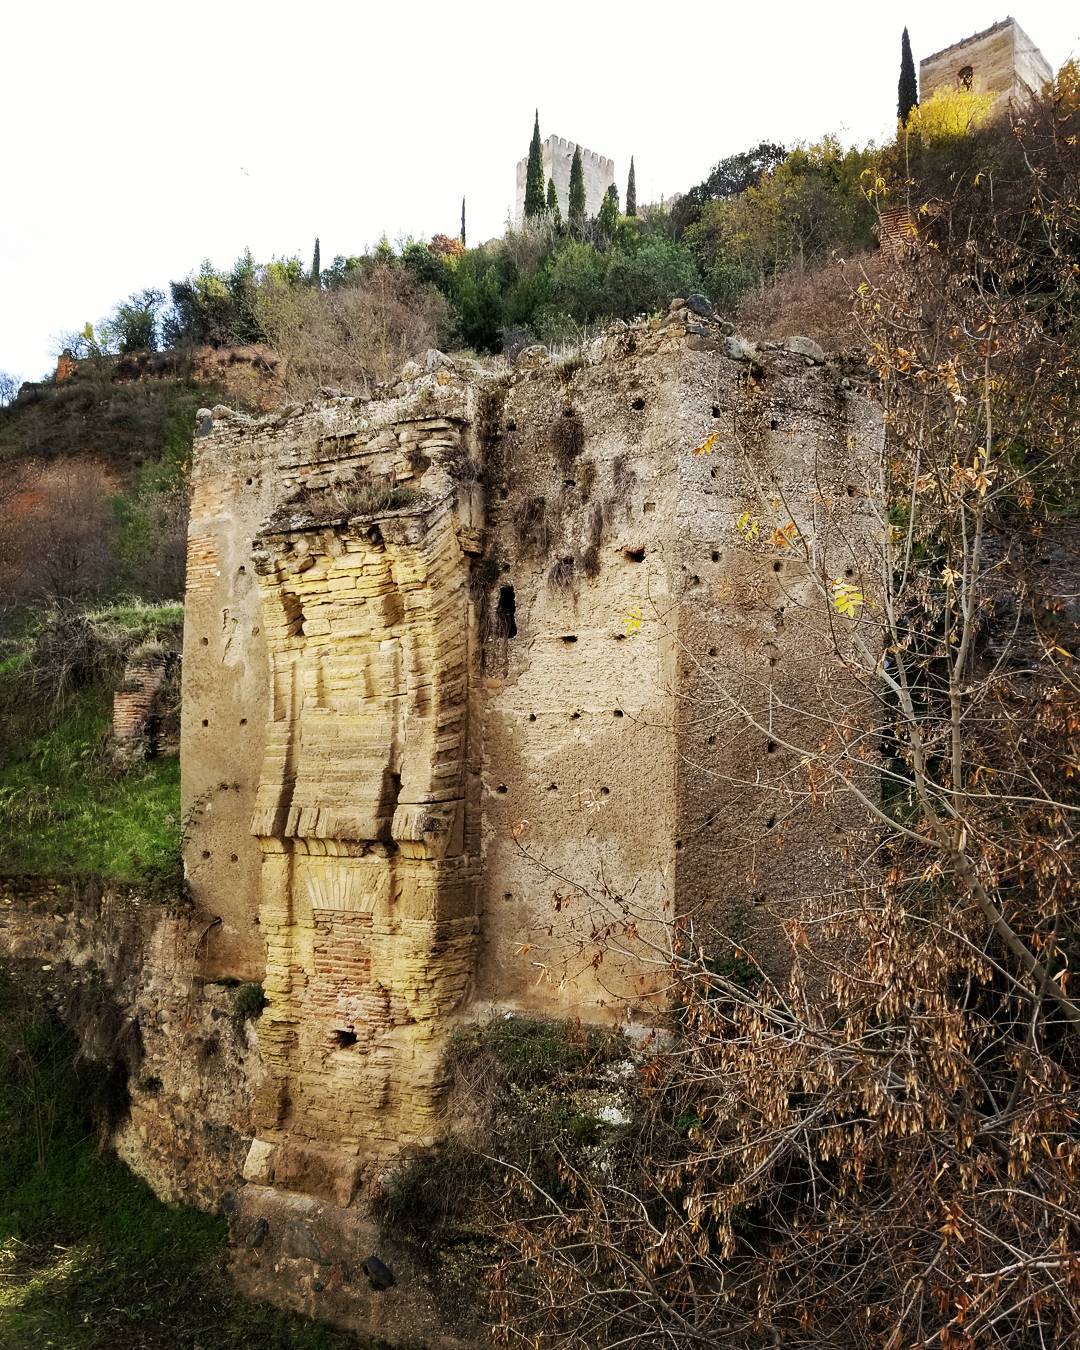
[724,334,758,363]
[784,335,826,363]
[283,1219,327,1262]
[920,18,1052,116]
[145,311,889,1337]
[242,1137,275,1183]
[514,343,549,369]
[182,323,882,1171]
[275,1143,362,1208]
[0,878,257,1211]
[228,1184,476,1344]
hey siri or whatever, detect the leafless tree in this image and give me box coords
[470,72,1080,1350]
[6,463,114,604]
[256,261,450,400]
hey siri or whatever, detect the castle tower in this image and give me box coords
[515,134,615,222]
[919,17,1052,113]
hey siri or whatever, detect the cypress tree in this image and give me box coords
[568,146,586,234]
[310,236,321,289]
[598,183,619,238]
[461,196,466,247]
[524,110,546,218]
[898,28,918,125]
[546,176,561,227]
[626,156,637,216]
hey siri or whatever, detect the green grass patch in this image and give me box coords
[449,1014,624,1087]
[85,599,185,640]
[0,982,364,1348]
[0,682,180,886]
[0,603,186,885]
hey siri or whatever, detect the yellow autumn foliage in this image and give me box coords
[901,88,995,143]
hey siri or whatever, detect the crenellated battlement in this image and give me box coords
[515,129,617,220]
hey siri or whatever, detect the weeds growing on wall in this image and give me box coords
[287,474,422,524]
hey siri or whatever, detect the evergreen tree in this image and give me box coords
[546,176,561,226]
[310,236,321,289]
[626,156,637,216]
[524,110,546,218]
[598,183,620,238]
[898,27,918,125]
[568,146,586,234]
[461,196,466,247]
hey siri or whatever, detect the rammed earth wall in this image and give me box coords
[181,312,882,1198]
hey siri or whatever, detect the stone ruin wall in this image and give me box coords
[181,314,882,1201]
[0,876,258,1213]
[0,313,883,1342]
[514,134,616,221]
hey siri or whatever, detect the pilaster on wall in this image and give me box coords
[181,385,474,988]
[249,496,479,1163]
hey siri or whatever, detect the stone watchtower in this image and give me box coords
[919,16,1052,113]
[515,134,615,222]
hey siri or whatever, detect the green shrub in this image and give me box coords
[603,238,701,318]
[233,983,267,1024]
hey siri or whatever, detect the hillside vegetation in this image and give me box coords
[0,602,184,885]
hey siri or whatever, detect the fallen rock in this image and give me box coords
[515,344,549,370]
[424,348,454,373]
[686,292,714,318]
[242,1138,275,1184]
[784,336,826,363]
[724,335,758,363]
[362,1254,395,1290]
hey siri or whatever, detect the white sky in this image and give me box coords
[1,1,1076,381]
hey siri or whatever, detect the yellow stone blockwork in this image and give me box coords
[249,495,478,1161]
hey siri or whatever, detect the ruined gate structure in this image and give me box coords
[181,310,881,1202]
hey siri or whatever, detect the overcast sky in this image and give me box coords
[1,1,1076,382]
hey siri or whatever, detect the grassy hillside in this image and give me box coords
[0,603,183,886]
